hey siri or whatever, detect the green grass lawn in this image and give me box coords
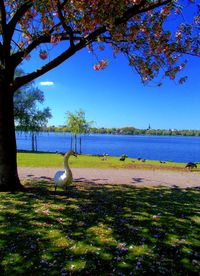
[0,181,199,275]
[17,152,188,170]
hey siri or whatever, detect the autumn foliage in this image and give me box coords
[1,0,199,88]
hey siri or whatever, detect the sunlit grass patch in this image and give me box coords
[65,259,86,272]
[46,229,72,248]
[0,180,199,274]
[70,241,99,255]
[128,244,152,257]
[2,253,23,265]
[87,223,117,246]
[190,215,200,224]
[17,152,188,171]
[166,234,183,245]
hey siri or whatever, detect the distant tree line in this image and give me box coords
[41,126,200,137]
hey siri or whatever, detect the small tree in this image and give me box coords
[14,75,52,151]
[67,110,93,154]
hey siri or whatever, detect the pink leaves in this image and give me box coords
[39,50,48,60]
[160,6,171,17]
[50,35,61,45]
[132,0,142,5]
[3,0,199,86]
[93,60,108,71]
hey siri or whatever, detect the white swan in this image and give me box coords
[54,150,77,192]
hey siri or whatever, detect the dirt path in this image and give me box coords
[18,167,200,188]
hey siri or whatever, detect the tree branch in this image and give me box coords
[57,0,75,47]
[13,26,107,91]
[0,0,6,35]
[137,0,172,15]
[12,30,82,67]
[13,40,86,91]
[82,0,171,45]
[13,0,172,90]
[7,1,33,42]
[116,0,172,25]
[0,42,3,59]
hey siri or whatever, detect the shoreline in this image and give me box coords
[17,150,196,165]
[16,134,200,164]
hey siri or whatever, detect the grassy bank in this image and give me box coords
[0,181,199,275]
[17,152,189,171]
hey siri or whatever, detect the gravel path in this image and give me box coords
[18,167,200,188]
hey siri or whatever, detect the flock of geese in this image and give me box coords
[54,151,198,192]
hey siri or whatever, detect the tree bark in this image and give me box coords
[0,79,23,191]
[32,133,35,152]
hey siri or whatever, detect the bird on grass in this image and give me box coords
[120,154,128,161]
[120,156,126,161]
[54,150,77,192]
[185,162,197,171]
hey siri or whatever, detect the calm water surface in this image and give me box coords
[16,132,200,163]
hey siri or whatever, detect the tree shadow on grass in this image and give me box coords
[0,181,199,275]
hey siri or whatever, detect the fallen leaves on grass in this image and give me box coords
[0,181,199,274]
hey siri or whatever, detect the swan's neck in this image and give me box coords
[64,152,71,171]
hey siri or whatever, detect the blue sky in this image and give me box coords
[22,39,200,130]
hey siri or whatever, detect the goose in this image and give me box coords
[120,154,128,161]
[120,156,126,161]
[54,150,77,192]
[185,162,197,171]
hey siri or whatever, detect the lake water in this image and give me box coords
[16,132,200,163]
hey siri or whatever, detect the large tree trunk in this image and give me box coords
[0,80,23,191]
